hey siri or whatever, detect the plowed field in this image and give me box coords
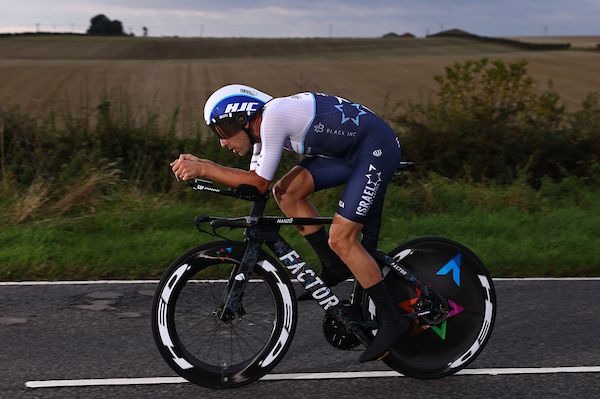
[1,35,598,135]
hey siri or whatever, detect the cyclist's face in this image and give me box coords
[219,128,250,156]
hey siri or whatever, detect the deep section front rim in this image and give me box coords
[151,241,297,388]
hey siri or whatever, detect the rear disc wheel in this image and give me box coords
[363,237,496,378]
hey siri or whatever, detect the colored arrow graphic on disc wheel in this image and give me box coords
[436,253,462,287]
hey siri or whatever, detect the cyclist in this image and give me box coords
[170,84,410,362]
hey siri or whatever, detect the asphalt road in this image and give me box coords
[1,279,599,399]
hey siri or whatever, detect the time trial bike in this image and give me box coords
[151,162,496,388]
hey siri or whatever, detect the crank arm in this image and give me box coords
[347,321,372,347]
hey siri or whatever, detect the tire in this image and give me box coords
[151,241,297,388]
[363,237,496,378]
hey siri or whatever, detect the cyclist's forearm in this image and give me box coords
[202,161,270,193]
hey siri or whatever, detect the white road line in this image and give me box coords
[0,280,160,286]
[26,377,186,388]
[2,277,600,286]
[25,366,600,388]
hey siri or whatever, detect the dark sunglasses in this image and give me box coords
[209,120,244,140]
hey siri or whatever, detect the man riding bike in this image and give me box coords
[170,84,409,362]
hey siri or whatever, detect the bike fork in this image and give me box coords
[219,240,261,322]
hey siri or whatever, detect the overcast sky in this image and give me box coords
[1,0,599,38]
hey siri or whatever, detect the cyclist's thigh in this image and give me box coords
[298,156,353,192]
[336,130,401,225]
[274,165,316,198]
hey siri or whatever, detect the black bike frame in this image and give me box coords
[189,179,437,326]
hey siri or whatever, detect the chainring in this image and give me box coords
[322,303,362,350]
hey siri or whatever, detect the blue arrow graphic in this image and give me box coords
[436,253,462,286]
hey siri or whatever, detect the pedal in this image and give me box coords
[349,324,371,347]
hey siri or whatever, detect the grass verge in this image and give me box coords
[1,180,598,280]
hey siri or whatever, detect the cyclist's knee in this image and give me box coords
[272,180,296,206]
[272,180,285,203]
[328,228,357,257]
[272,173,312,207]
[328,234,343,256]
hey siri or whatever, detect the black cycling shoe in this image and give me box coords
[359,317,410,363]
[297,263,352,301]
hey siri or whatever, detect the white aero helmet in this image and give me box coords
[204,84,273,140]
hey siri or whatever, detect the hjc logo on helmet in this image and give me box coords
[224,102,259,114]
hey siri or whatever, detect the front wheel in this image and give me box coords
[151,241,297,388]
[363,237,496,378]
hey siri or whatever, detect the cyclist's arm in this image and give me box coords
[198,160,270,193]
[172,157,270,193]
[252,100,292,182]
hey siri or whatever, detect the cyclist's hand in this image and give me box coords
[170,155,207,181]
[178,153,201,162]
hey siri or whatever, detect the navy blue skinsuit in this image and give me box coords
[298,93,401,250]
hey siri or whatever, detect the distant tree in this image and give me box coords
[87,14,126,36]
[399,32,416,39]
[382,32,415,39]
[143,27,148,37]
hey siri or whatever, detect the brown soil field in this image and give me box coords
[0,36,599,135]
[0,35,522,59]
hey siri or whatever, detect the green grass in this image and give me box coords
[1,181,598,280]
[379,207,600,277]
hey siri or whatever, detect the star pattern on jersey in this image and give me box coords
[334,102,367,126]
